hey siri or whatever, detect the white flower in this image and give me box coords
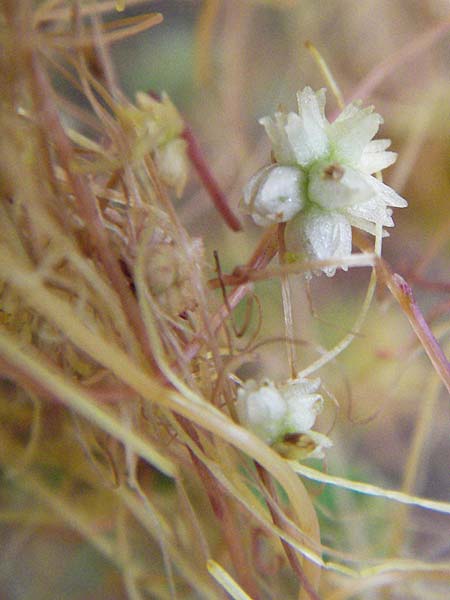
[236,375,331,458]
[242,87,407,275]
[117,92,189,197]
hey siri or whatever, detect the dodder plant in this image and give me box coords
[1,2,449,599]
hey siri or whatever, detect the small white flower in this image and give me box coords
[236,375,331,458]
[236,379,287,444]
[242,87,407,275]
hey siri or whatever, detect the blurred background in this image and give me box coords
[2,1,449,598]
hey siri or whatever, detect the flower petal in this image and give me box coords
[300,430,333,459]
[285,88,329,167]
[276,376,324,433]
[309,164,374,210]
[296,87,327,124]
[329,103,383,165]
[242,164,305,226]
[345,215,390,237]
[301,209,352,276]
[359,172,408,208]
[359,139,397,174]
[154,138,188,197]
[259,112,297,164]
[284,393,323,433]
[345,197,394,228]
[236,379,286,443]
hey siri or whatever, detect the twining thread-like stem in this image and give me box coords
[347,19,450,105]
[305,41,345,110]
[207,560,253,600]
[29,54,156,369]
[256,464,321,600]
[278,224,298,378]
[388,375,441,555]
[182,426,261,599]
[0,248,322,584]
[208,254,376,288]
[193,0,220,86]
[183,125,242,231]
[184,225,280,361]
[0,331,176,478]
[377,263,450,394]
[298,269,377,379]
[290,462,450,515]
[298,225,382,379]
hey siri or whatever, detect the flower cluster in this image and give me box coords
[242,87,407,275]
[236,376,332,459]
[117,92,189,197]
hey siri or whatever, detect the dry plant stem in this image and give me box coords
[256,464,320,600]
[183,125,242,231]
[388,375,441,555]
[43,13,164,48]
[377,260,450,394]
[126,476,177,599]
[33,0,152,24]
[291,462,450,515]
[91,14,121,101]
[194,0,220,86]
[278,223,298,378]
[29,55,155,368]
[142,156,227,387]
[207,560,254,600]
[117,484,218,598]
[185,225,279,361]
[0,341,175,478]
[184,429,261,600]
[116,504,144,600]
[305,41,345,110]
[0,284,321,582]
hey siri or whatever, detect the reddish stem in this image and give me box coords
[184,226,279,361]
[178,417,260,599]
[182,125,242,232]
[147,90,242,232]
[377,260,450,394]
[256,464,320,600]
[30,56,161,374]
